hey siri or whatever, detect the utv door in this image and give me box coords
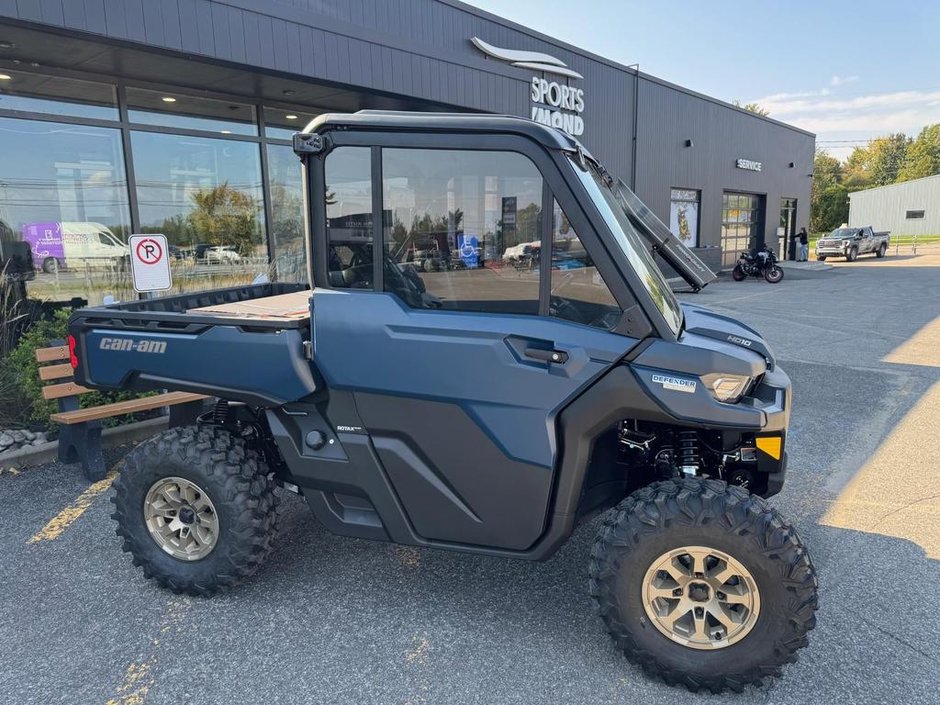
[310,139,643,551]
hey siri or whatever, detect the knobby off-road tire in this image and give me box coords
[731,265,747,281]
[589,478,817,693]
[111,425,278,596]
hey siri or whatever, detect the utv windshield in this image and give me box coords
[570,157,684,335]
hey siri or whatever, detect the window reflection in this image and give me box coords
[267,144,306,283]
[0,116,130,304]
[325,147,374,289]
[549,201,621,329]
[0,71,118,121]
[380,148,542,314]
[131,131,265,291]
[127,87,257,136]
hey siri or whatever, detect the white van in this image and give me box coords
[24,221,129,273]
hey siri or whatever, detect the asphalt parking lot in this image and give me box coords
[2,251,938,705]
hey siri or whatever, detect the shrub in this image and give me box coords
[1,309,148,431]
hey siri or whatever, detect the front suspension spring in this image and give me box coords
[678,430,700,475]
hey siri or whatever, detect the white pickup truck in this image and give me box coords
[815,226,890,262]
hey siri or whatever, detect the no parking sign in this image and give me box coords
[129,234,172,292]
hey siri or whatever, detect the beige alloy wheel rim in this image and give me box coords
[641,545,761,650]
[144,477,220,561]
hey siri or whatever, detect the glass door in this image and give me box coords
[779,198,797,260]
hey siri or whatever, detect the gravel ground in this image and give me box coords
[1,256,938,705]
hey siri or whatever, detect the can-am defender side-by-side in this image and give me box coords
[69,112,817,692]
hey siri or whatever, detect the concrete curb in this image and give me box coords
[779,260,833,272]
[0,417,169,470]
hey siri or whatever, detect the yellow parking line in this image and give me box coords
[27,471,116,543]
[105,597,191,705]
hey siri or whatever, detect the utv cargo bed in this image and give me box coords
[70,283,318,406]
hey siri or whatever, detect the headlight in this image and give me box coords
[701,373,751,403]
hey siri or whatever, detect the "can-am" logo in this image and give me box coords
[651,374,697,394]
[99,337,167,354]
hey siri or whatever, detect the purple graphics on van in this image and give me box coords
[22,222,63,269]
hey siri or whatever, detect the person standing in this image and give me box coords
[798,227,809,261]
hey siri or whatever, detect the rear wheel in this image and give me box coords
[876,243,887,258]
[764,266,784,283]
[589,479,817,692]
[111,425,278,596]
[846,247,858,262]
[731,265,747,281]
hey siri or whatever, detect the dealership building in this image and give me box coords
[0,0,815,304]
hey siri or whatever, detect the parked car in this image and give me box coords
[815,226,890,262]
[204,245,242,264]
[22,221,128,273]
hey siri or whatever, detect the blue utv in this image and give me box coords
[69,112,817,692]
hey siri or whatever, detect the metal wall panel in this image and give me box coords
[849,176,940,235]
[635,77,814,250]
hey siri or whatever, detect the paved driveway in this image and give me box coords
[2,256,938,704]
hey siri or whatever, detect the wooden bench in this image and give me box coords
[35,342,207,481]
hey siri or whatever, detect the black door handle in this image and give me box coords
[524,347,568,364]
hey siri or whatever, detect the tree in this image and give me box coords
[844,133,910,186]
[897,124,940,182]
[732,100,770,117]
[810,150,849,233]
[187,183,261,254]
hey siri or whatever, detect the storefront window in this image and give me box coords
[263,107,321,141]
[267,144,306,282]
[131,131,266,292]
[669,188,700,247]
[0,116,131,304]
[127,87,257,136]
[0,71,118,121]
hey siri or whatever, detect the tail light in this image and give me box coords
[67,334,79,369]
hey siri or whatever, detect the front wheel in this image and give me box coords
[846,247,858,262]
[111,425,278,596]
[731,265,747,281]
[589,479,817,692]
[764,266,784,283]
[817,255,826,261]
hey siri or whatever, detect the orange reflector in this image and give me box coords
[756,435,782,460]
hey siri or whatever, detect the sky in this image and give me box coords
[463,0,940,160]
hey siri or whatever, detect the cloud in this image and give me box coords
[830,75,859,86]
[769,90,940,114]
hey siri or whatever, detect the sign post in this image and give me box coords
[129,234,172,293]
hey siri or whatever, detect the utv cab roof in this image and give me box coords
[296,110,584,154]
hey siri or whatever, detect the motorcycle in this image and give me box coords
[732,245,784,283]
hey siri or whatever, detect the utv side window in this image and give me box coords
[325,147,374,289]
[549,201,622,330]
[381,148,542,314]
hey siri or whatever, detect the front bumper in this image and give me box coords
[747,366,790,496]
[816,244,847,256]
